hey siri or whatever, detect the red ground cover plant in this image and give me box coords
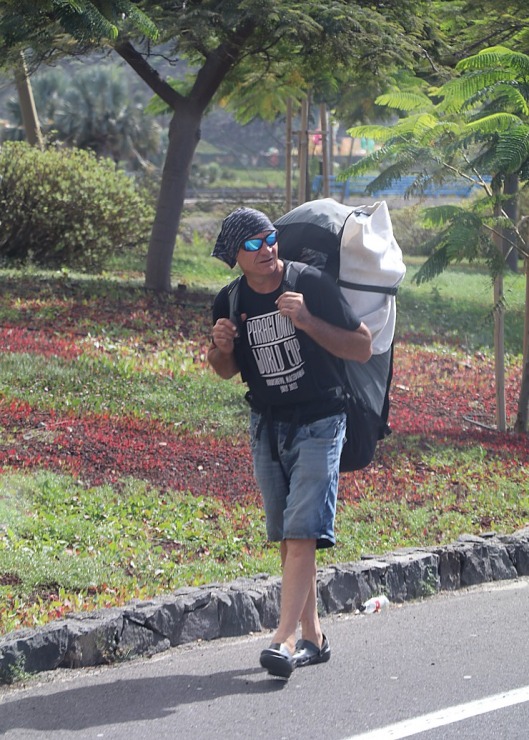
[0,399,258,500]
[0,326,82,360]
[0,277,528,497]
[1,280,528,634]
[0,301,527,508]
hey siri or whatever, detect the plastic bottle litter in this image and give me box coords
[360,595,390,613]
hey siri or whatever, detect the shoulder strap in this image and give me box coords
[338,278,399,296]
[226,275,242,326]
[282,260,308,291]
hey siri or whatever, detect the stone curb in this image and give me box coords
[2,527,529,684]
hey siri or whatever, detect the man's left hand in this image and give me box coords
[276,291,310,328]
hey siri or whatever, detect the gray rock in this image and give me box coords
[383,551,440,601]
[2,528,529,684]
[123,598,186,647]
[60,611,124,668]
[319,562,377,613]
[459,540,518,586]
[248,578,281,629]
[435,546,462,591]
[1,622,70,677]
[218,590,261,637]
[177,590,224,643]
[498,531,529,576]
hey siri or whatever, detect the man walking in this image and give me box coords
[208,207,372,678]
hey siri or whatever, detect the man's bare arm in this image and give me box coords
[207,318,240,379]
[276,291,372,363]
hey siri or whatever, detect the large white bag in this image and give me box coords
[339,201,406,354]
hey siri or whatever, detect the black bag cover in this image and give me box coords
[275,199,401,471]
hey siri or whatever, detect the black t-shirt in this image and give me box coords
[212,263,361,420]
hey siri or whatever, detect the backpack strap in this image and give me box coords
[226,275,243,327]
[338,278,399,296]
[282,260,308,291]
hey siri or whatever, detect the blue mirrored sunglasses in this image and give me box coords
[242,231,278,252]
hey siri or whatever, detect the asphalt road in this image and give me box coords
[1,578,528,739]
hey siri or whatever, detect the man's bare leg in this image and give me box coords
[271,538,320,653]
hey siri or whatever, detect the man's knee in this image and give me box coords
[284,538,317,559]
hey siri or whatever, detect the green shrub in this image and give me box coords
[0,142,154,271]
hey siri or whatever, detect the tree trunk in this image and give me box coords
[14,52,43,148]
[493,273,507,431]
[285,99,293,212]
[515,358,529,432]
[298,96,309,206]
[320,103,330,198]
[113,36,254,293]
[493,196,507,431]
[145,106,201,292]
[514,256,529,432]
[340,136,354,204]
[503,173,519,272]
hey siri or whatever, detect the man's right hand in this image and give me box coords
[211,318,238,354]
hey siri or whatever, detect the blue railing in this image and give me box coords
[311,174,482,199]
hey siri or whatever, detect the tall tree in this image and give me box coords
[12,52,43,147]
[0,0,434,291]
[343,46,529,432]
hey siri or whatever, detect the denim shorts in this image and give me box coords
[250,411,346,549]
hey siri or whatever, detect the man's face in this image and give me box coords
[236,230,279,277]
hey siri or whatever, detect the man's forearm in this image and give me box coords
[207,345,240,379]
[276,291,372,363]
[299,316,372,363]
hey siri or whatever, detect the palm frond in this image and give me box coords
[468,83,529,117]
[117,3,159,41]
[420,205,466,228]
[52,1,120,42]
[464,112,523,136]
[346,123,396,142]
[439,70,516,114]
[375,90,432,112]
[413,244,450,284]
[457,45,529,79]
[348,113,442,145]
[493,126,529,172]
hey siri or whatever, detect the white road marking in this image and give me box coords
[346,685,529,740]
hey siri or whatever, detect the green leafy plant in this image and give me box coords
[343,45,529,432]
[0,142,154,271]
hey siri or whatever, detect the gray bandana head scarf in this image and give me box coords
[212,207,275,268]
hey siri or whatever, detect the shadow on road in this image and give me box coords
[0,666,285,734]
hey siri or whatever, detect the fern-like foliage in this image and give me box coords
[420,205,466,228]
[494,125,529,172]
[217,61,307,124]
[341,43,529,282]
[412,201,506,285]
[439,70,516,114]
[375,90,432,112]
[457,46,529,79]
[51,1,120,42]
[0,0,158,61]
[464,112,523,136]
[413,244,450,284]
